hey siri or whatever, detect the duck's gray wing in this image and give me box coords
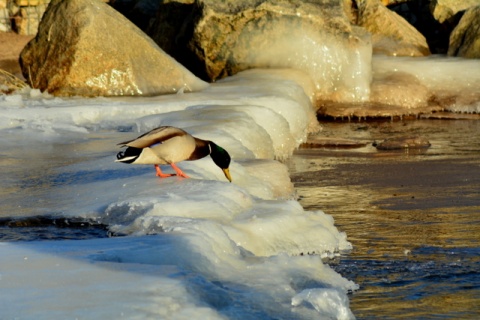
[117,126,189,148]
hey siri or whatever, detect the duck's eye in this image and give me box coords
[117,152,124,159]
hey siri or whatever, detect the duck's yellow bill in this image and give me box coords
[223,168,232,182]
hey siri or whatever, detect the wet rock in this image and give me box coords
[19,0,208,97]
[429,0,480,24]
[316,100,443,120]
[356,0,430,56]
[374,136,431,150]
[420,112,480,120]
[147,0,372,103]
[448,6,480,58]
[301,137,368,149]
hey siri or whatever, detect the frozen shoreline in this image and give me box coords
[0,68,357,319]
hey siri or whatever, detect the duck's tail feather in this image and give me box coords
[115,147,141,164]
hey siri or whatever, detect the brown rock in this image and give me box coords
[374,136,431,150]
[19,0,208,97]
[301,137,368,149]
[448,6,480,58]
[384,0,452,54]
[430,0,480,24]
[147,0,372,103]
[316,99,443,120]
[356,0,430,56]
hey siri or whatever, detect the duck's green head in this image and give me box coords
[209,142,232,182]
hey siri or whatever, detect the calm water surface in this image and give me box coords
[288,119,480,319]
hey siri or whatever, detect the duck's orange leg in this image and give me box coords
[154,164,174,178]
[170,163,190,178]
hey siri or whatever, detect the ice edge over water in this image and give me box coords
[0,69,357,319]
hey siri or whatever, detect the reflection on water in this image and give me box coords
[288,120,480,319]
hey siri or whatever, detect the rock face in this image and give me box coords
[19,0,208,97]
[356,0,430,56]
[448,6,480,58]
[430,0,480,24]
[147,0,372,103]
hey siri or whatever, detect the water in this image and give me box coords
[0,216,108,241]
[288,119,480,319]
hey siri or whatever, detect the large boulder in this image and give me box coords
[448,6,480,58]
[384,1,450,54]
[147,0,372,103]
[430,0,480,24]
[356,0,430,56]
[19,0,208,97]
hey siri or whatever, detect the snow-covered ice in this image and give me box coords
[0,69,356,319]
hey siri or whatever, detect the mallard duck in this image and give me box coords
[116,126,232,182]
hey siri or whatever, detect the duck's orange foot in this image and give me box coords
[170,163,190,179]
[154,165,175,178]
